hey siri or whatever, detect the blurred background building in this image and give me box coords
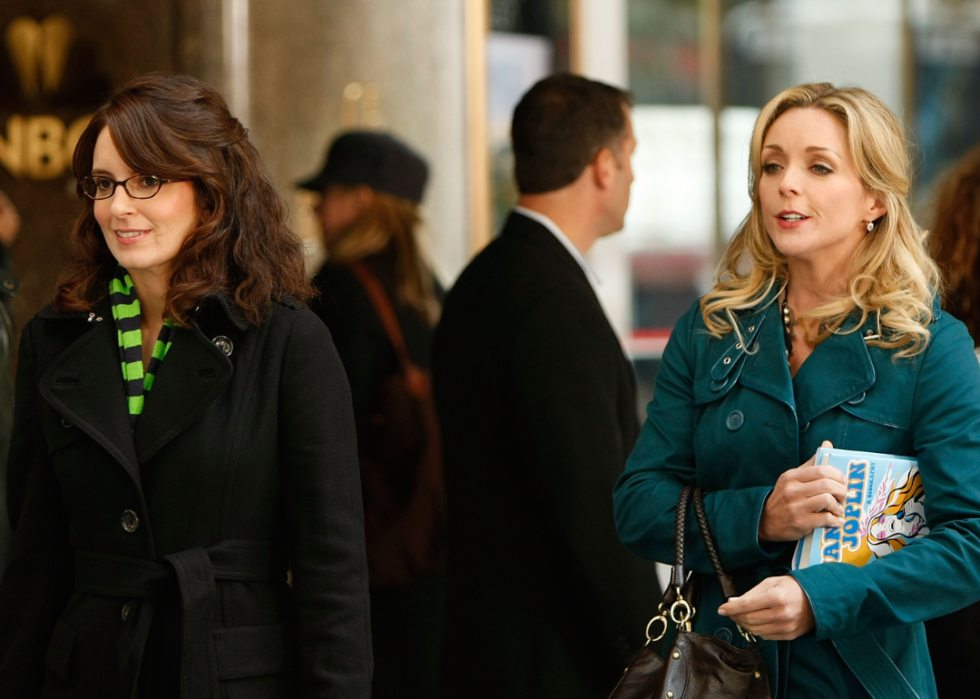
[2,0,979,399]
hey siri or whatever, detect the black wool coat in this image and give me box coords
[0,295,372,699]
[311,251,438,453]
[433,212,661,698]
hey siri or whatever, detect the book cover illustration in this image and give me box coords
[792,447,927,570]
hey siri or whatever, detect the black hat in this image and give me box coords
[297,131,429,204]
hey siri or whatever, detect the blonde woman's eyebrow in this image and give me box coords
[762,143,840,158]
[805,146,841,157]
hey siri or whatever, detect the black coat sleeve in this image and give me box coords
[0,321,73,698]
[277,309,372,697]
[311,266,393,450]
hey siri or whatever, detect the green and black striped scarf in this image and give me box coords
[109,267,175,429]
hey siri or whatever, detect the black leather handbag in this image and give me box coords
[608,485,772,699]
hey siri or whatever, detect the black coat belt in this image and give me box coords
[74,540,290,698]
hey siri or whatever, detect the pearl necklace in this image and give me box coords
[781,289,797,359]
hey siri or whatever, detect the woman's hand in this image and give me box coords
[718,576,815,641]
[758,440,846,542]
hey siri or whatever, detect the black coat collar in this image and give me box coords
[502,211,593,288]
[36,294,243,486]
[36,291,250,331]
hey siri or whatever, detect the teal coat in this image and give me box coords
[614,292,980,699]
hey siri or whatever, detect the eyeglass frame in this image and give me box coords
[77,174,190,201]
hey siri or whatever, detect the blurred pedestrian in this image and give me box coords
[433,73,659,698]
[0,188,19,579]
[300,130,446,699]
[925,143,980,698]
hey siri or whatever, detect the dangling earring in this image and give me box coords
[866,220,874,233]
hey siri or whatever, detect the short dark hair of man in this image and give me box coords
[511,73,633,195]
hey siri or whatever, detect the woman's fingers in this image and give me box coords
[718,577,815,641]
[759,441,848,541]
[807,492,845,517]
[724,609,777,626]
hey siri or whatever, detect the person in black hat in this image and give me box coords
[299,130,445,699]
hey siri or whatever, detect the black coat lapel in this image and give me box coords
[505,210,635,388]
[39,315,141,483]
[134,324,233,463]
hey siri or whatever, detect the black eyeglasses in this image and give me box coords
[78,175,189,201]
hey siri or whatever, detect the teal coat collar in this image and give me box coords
[694,288,882,425]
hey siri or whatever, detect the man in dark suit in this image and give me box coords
[433,73,660,698]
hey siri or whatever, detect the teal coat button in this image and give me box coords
[725,410,744,431]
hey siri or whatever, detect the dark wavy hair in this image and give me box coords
[930,145,980,342]
[55,73,312,325]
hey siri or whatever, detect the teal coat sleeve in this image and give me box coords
[614,301,786,575]
[793,316,980,639]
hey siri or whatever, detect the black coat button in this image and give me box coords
[120,510,140,533]
[212,336,233,356]
[715,627,734,643]
[725,410,744,431]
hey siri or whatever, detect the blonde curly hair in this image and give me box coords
[701,83,939,357]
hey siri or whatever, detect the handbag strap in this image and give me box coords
[671,485,694,589]
[691,487,740,600]
[348,262,419,379]
[644,485,756,646]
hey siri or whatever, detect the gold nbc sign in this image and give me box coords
[0,15,92,180]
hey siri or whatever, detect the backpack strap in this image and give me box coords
[348,262,426,392]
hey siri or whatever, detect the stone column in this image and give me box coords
[245,0,470,283]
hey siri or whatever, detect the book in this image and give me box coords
[792,447,927,570]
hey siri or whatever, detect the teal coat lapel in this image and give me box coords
[793,322,876,426]
[737,299,795,411]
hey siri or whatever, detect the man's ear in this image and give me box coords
[592,147,615,191]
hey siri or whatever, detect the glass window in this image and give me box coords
[628,0,700,105]
[488,0,572,231]
[909,0,980,212]
[626,0,980,400]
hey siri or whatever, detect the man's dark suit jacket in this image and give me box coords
[433,212,660,698]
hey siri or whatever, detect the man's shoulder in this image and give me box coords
[450,231,588,303]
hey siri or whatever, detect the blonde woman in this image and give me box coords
[613,83,980,698]
[299,131,444,699]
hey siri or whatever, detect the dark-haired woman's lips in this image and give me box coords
[115,229,150,243]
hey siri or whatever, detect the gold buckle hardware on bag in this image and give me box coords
[669,590,695,631]
[645,613,669,643]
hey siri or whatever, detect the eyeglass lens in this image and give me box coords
[83,175,164,200]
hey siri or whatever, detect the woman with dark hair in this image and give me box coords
[929,146,980,341]
[0,74,372,698]
[298,131,444,698]
[924,145,980,698]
